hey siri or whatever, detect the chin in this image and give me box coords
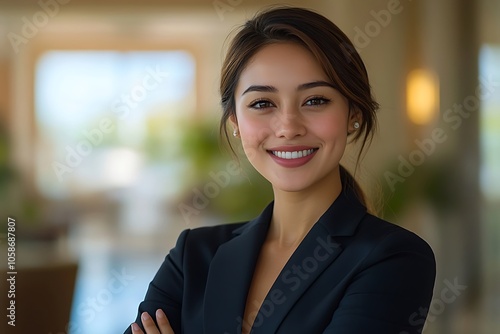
[269,178,316,193]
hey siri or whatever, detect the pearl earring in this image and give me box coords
[233,129,239,137]
[353,122,360,129]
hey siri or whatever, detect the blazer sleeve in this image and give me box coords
[323,229,436,334]
[124,229,189,334]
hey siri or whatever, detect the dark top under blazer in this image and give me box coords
[125,187,436,334]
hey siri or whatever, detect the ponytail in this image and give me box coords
[339,164,372,213]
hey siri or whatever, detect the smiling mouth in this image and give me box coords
[269,148,318,160]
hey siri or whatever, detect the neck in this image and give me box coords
[269,167,342,248]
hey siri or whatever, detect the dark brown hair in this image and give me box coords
[219,6,379,209]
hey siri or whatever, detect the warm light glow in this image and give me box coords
[406,69,439,125]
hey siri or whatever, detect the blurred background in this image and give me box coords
[0,0,498,333]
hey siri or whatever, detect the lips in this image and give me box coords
[266,146,318,168]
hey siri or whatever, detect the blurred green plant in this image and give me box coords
[0,124,14,199]
[0,122,41,232]
[380,155,458,221]
[174,118,273,222]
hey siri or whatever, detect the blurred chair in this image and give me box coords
[1,261,78,334]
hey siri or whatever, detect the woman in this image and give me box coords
[126,6,436,334]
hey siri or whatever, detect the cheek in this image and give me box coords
[238,115,272,147]
[236,114,268,162]
[311,114,348,143]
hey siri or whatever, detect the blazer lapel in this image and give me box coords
[252,186,367,334]
[203,203,273,334]
[203,186,366,334]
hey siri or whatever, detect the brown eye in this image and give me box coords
[249,100,274,109]
[305,97,330,106]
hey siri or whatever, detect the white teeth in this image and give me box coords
[272,149,315,159]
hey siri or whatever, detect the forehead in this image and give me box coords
[236,42,329,93]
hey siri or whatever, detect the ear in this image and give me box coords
[229,114,238,131]
[348,108,362,134]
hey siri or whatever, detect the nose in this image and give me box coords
[272,109,306,139]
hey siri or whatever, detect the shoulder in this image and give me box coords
[352,213,436,265]
[172,222,248,258]
[184,221,247,243]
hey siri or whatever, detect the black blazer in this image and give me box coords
[125,187,436,333]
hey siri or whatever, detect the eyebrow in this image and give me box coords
[241,80,337,96]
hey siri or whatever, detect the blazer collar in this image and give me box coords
[232,184,366,237]
[203,186,367,334]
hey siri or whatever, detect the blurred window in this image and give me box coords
[34,50,196,198]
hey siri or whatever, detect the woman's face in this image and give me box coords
[233,42,358,193]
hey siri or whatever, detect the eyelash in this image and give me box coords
[304,96,331,106]
[248,96,331,109]
[248,99,273,109]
